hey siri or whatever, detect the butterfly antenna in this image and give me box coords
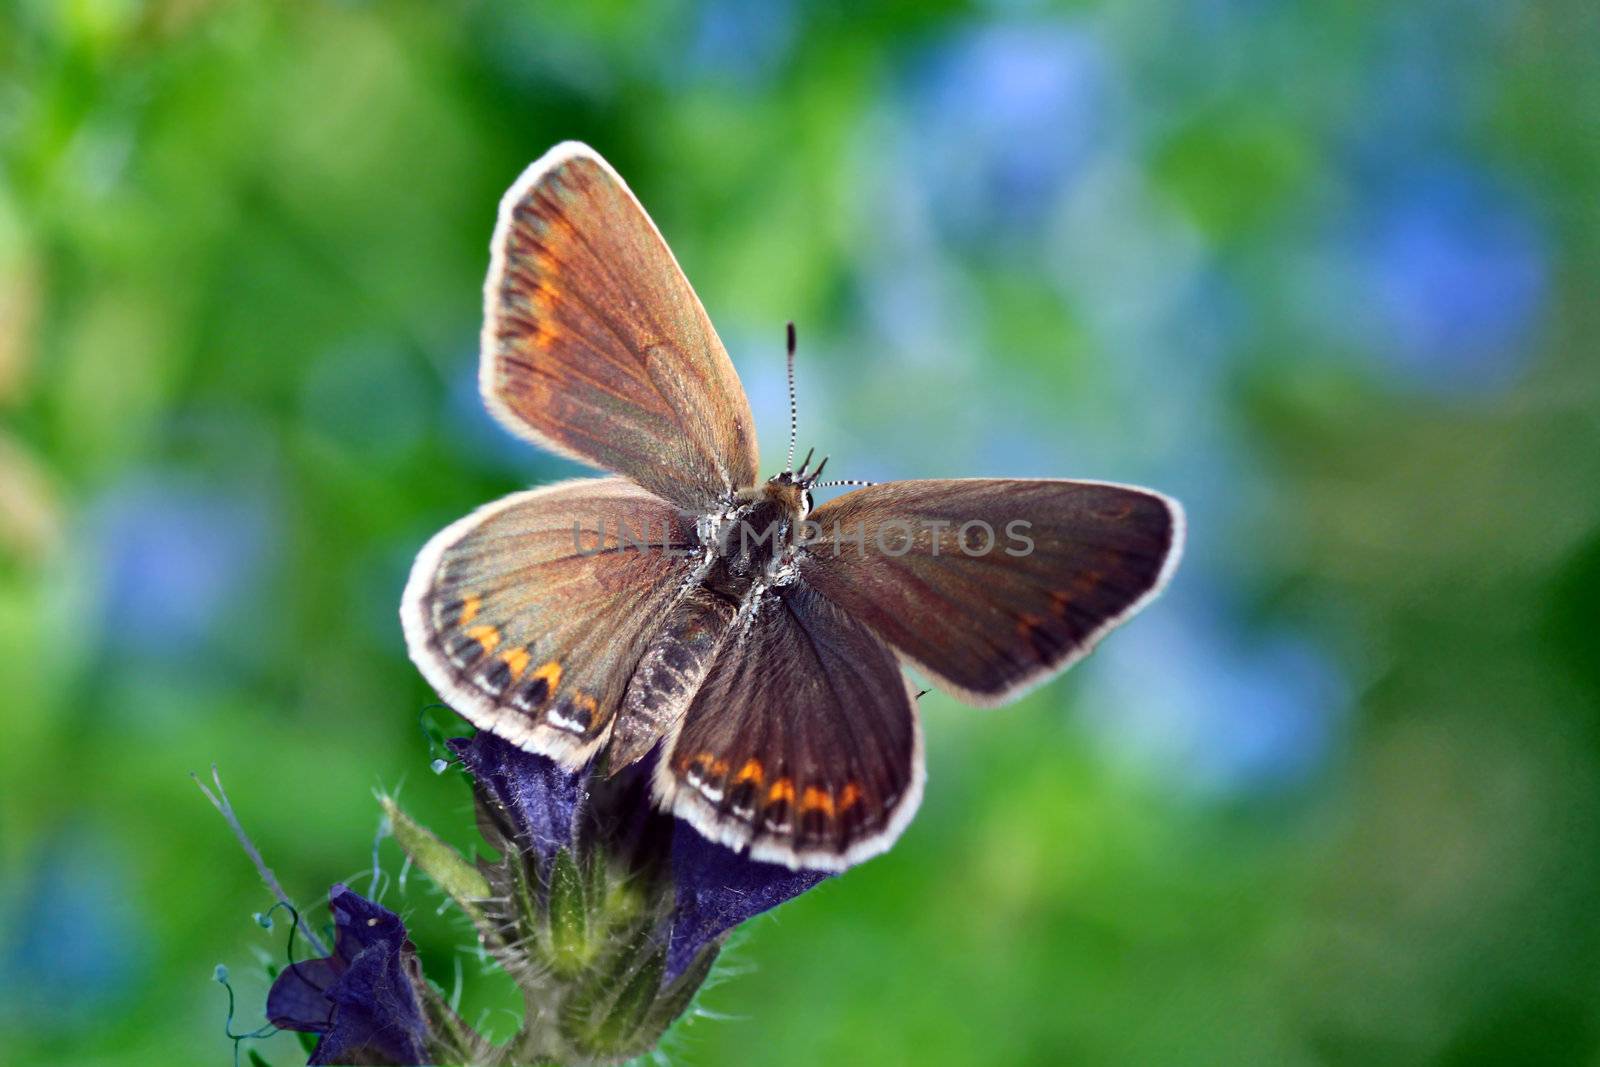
[811,479,879,489]
[784,322,799,475]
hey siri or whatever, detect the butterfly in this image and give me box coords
[401,142,1184,871]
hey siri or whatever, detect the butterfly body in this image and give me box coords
[403,142,1184,871]
[710,479,811,585]
[610,472,818,770]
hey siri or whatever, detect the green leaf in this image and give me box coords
[600,944,666,1050]
[545,847,590,975]
[644,941,721,1037]
[380,795,491,918]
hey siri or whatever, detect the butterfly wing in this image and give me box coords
[653,585,924,871]
[482,142,758,511]
[401,476,698,768]
[799,478,1183,705]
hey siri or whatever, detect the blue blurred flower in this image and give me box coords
[0,831,145,1027]
[903,21,1113,243]
[1355,164,1546,392]
[1083,605,1346,796]
[267,884,431,1066]
[89,477,276,658]
[683,0,797,86]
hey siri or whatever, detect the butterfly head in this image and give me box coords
[765,447,828,518]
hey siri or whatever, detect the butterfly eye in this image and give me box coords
[802,489,813,513]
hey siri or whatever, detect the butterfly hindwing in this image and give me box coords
[799,478,1183,705]
[401,477,698,768]
[653,585,924,871]
[482,142,759,512]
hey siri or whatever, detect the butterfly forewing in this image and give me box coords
[401,477,697,768]
[799,479,1183,705]
[482,142,758,512]
[653,586,924,871]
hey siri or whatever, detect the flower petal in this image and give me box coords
[448,733,586,867]
[267,884,430,1066]
[666,829,829,981]
[264,956,340,1032]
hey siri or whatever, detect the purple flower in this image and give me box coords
[266,885,430,1066]
[250,735,832,1066]
[449,731,826,982]
[449,731,587,870]
[666,821,827,979]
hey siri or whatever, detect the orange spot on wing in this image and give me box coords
[734,759,764,786]
[545,213,573,239]
[837,783,863,811]
[532,281,559,315]
[465,625,500,653]
[686,752,728,777]
[576,692,599,717]
[799,786,834,816]
[768,778,795,804]
[531,660,562,693]
[500,647,531,679]
[458,594,482,625]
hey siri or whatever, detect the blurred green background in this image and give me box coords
[3,1,1599,1064]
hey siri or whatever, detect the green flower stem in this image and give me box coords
[383,794,719,1065]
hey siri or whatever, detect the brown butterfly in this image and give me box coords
[401,142,1184,871]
